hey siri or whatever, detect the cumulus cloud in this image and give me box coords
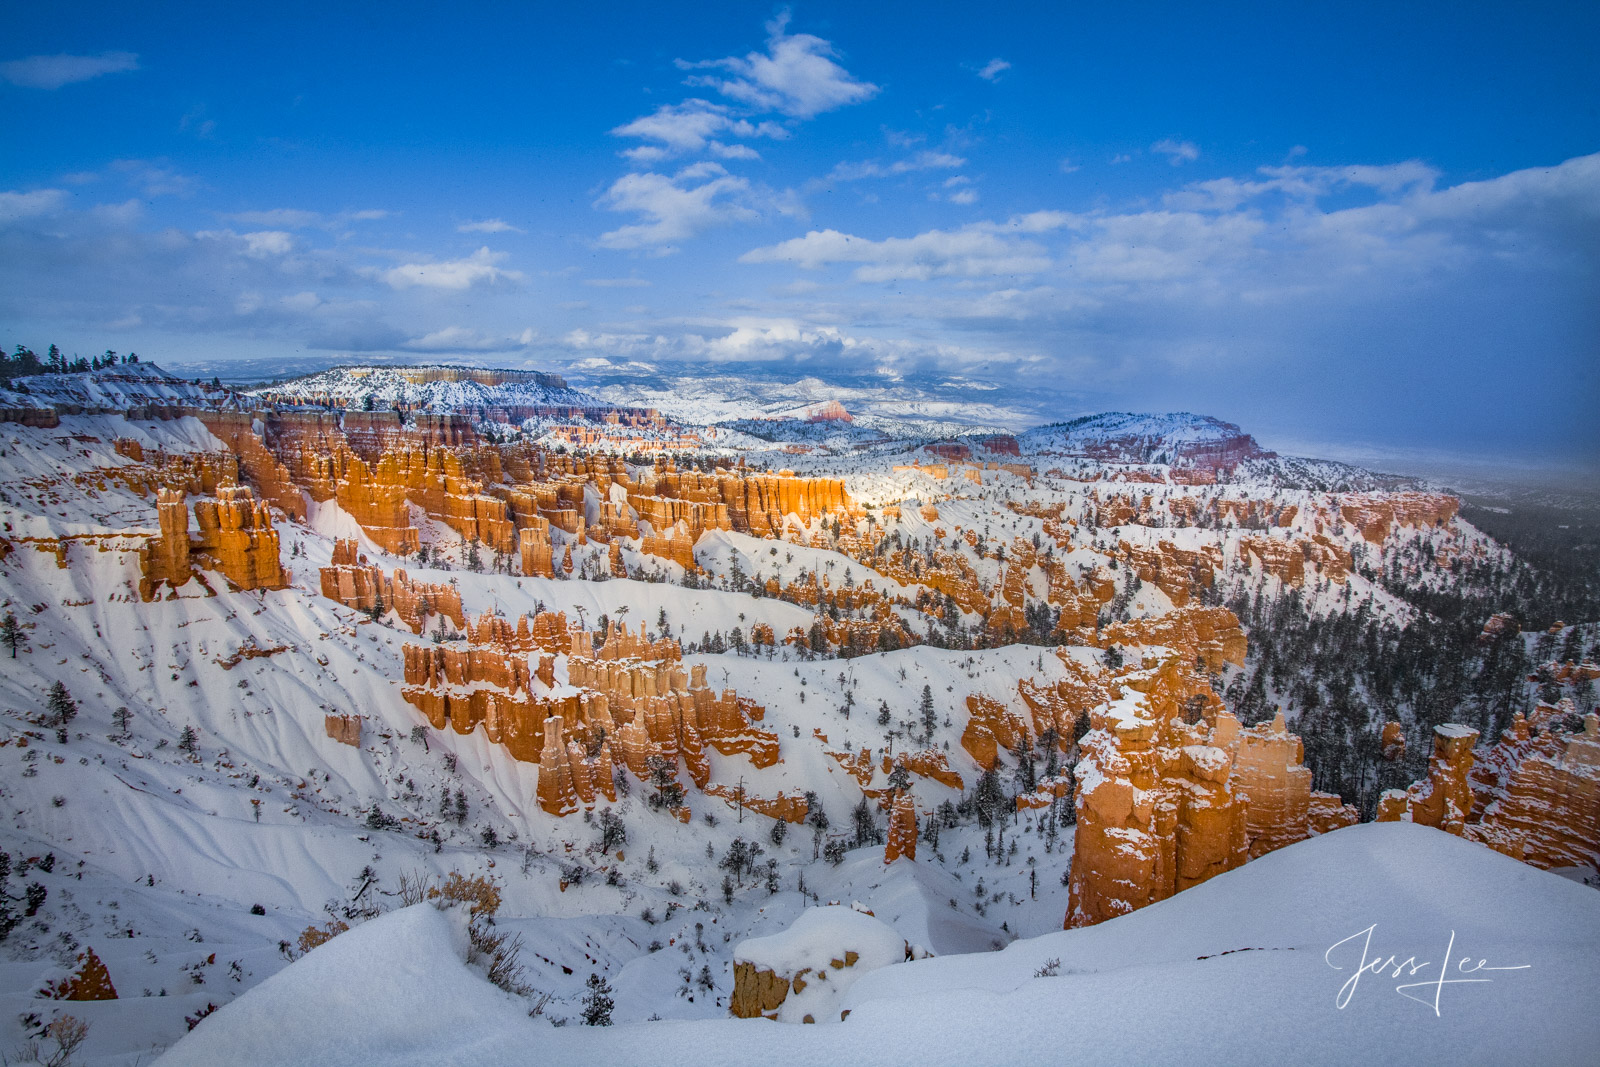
[678,12,878,119]
[0,51,138,90]
[0,188,69,223]
[740,214,1065,281]
[380,246,523,289]
[596,164,761,251]
[240,231,294,257]
[975,58,1011,82]
[610,99,787,161]
[1152,139,1200,165]
[457,218,523,234]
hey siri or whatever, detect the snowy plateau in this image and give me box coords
[0,362,1591,1066]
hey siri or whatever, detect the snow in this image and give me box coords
[733,904,906,1023]
[159,904,533,1067]
[0,382,1581,1064]
[252,366,602,412]
[158,824,1600,1066]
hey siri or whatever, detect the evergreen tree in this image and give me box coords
[45,682,78,741]
[0,612,27,658]
[851,795,880,847]
[178,724,200,756]
[919,685,937,741]
[580,973,614,1026]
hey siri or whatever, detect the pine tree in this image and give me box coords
[919,685,937,741]
[112,706,133,739]
[851,795,879,847]
[46,682,78,741]
[0,612,27,659]
[453,789,469,825]
[178,724,199,757]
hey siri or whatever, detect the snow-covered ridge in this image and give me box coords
[1017,411,1273,466]
[0,362,241,415]
[251,365,610,412]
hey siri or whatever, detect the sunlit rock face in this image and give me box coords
[1375,724,1480,833]
[1065,649,1336,929]
[138,485,286,599]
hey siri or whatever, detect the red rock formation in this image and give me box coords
[1116,540,1223,608]
[325,714,362,747]
[1099,606,1248,675]
[138,486,286,599]
[537,715,579,816]
[1231,712,1312,858]
[1239,534,1352,586]
[42,947,118,1001]
[1465,706,1600,873]
[1380,720,1406,762]
[519,524,554,578]
[961,695,1026,770]
[1479,613,1520,645]
[640,523,698,572]
[1375,724,1479,832]
[889,749,963,790]
[1336,492,1459,543]
[318,540,463,632]
[1064,654,1331,929]
[884,792,918,862]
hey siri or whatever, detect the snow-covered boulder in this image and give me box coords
[731,904,908,1023]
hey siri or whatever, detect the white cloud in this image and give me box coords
[1152,139,1200,165]
[241,231,294,257]
[401,326,532,352]
[0,51,138,90]
[0,188,68,223]
[741,220,1054,282]
[710,141,761,161]
[1059,158,1081,174]
[110,159,196,198]
[223,207,389,229]
[596,164,760,251]
[610,99,787,160]
[1162,160,1437,212]
[822,151,967,183]
[948,188,979,205]
[90,199,143,226]
[976,58,1011,82]
[678,13,878,119]
[381,247,523,290]
[457,218,523,234]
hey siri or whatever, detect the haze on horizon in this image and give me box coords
[1,1,1596,479]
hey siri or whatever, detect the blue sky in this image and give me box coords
[2,1,1597,473]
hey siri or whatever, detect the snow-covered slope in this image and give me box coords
[1018,411,1272,466]
[161,824,1600,1067]
[252,366,604,411]
[0,363,239,414]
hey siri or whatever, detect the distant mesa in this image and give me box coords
[1018,412,1274,474]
